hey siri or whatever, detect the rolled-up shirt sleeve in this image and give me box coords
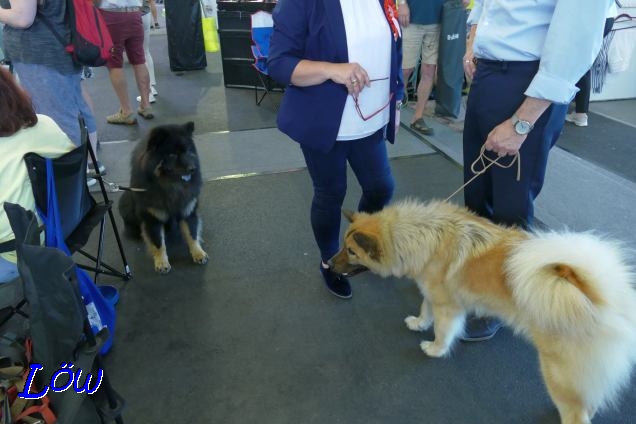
[525,0,611,104]
[467,0,482,25]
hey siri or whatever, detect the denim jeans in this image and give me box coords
[12,62,95,145]
[301,129,395,261]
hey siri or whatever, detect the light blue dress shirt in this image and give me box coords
[468,0,612,104]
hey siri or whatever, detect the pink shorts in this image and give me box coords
[101,10,146,68]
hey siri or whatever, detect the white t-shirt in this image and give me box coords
[100,0,143,10]
[337,0,392,141]
[0,115,75,262]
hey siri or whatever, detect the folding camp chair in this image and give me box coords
[22,122,132,283]
[4,202,125,424]
[250,11,283,106]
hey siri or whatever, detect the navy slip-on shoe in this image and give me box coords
[461,316,503,342]
[320,265,352,299]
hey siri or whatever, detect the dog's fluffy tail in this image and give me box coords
[507,231,636,332]
[507,232,636,409]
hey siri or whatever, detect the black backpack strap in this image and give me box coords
[36,6,68,50]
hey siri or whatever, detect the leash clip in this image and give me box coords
[106,182,121,193]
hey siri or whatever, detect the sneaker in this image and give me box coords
[565,112,588,127]
[320,264,352,299]
[107,109,137,125]
[137,106,154,120]
[136,93,156,104]
[86,177,97,187]
[151,85,158,96]
[461,316,503,342]
[87,161,106,177]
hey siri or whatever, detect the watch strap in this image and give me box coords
[512,113,534,130]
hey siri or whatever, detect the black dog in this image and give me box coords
[118,122,208,273]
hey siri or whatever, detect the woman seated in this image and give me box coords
[0,67,75,283]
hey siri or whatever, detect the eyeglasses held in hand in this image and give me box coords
[353,77,394,121]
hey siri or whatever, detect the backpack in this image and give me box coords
[38,0,114,67]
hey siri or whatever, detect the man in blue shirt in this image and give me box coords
[398,0,445,135]
[461,0,613,341]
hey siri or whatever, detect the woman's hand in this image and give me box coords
[398,2,410,28]
[329,63,370,97]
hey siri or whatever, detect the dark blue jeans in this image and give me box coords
[463,60,567,228]
[301,129,395,261]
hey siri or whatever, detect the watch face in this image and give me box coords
[515,120,531,135]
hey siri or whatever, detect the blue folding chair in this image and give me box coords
[250,11,282,106]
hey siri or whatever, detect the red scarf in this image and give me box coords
[383,0,401,41]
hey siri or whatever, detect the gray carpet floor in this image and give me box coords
[557,112,636,182]
[97,153,636,424]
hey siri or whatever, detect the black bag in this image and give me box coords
[434,0,467,118]
[164,0,207,72]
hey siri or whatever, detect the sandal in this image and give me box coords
[410,117,435,136]
[137,106,154,120]
[106,109,137,125]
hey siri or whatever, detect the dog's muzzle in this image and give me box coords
[327,252,369,277]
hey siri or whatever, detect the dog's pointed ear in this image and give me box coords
[352,231,382,261]
[342,208,356,223]
[184,121,195,135]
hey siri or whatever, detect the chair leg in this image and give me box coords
[85,141,133,281]
[107,207,133,280]
[255,70,270,106]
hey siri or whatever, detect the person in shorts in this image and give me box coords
[99,0,154,124]
[398,0,444,135]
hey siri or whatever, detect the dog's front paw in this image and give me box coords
[153,256,172,274]
[405,315,432,332]
[191,247,209,265]
[420,341,449,358]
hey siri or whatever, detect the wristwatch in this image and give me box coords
[511,113,534,135]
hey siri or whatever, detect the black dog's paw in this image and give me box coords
[191,247,209,265]
[153,253,172,274]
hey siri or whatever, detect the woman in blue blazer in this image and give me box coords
[268,0,404,299]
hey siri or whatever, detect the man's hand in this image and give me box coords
[484,120,526,157]
[398,2,410,28]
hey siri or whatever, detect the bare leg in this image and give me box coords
[149,0,159,26]
[132,63,151,110]
[108,67,133,115]
[412,63,436,122]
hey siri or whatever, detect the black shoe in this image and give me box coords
[320,264,352,299]
[461,316,502,342]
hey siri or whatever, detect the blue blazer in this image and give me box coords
[268,0,404,153]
